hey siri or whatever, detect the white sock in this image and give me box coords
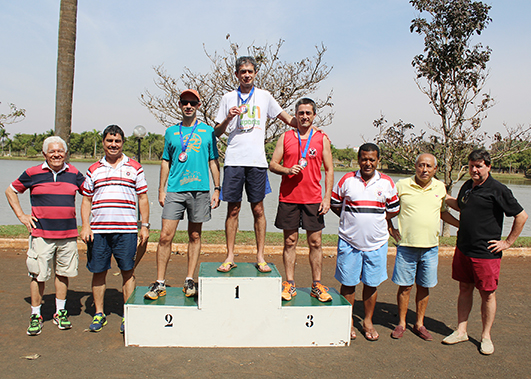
[56,298,66,313]
[157,279,165,285]
[31,305,41,316]
[185,277,193,281]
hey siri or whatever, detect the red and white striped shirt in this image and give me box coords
[82,155,148,233]
[332,170,399,251]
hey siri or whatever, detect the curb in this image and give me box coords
[1,238,529,257]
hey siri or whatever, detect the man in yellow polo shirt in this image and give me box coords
[388,153,459,341]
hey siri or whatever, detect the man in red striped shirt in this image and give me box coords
[81,125,149,334]
[6,136,85,336]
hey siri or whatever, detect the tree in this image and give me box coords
[0,102,26,130]
[54,0,78,150]
[376,0,531,187]
[141,38,334,154]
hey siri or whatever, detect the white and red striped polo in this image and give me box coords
[331,170,399,251]
[82,155,148,233]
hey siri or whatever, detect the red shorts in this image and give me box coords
[451,247,500,291]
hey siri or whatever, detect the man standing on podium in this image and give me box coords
[144,89,220,300]
[269,98,334,302]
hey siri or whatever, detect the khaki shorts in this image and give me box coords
[27,236,79,282]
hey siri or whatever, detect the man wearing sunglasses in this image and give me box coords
[269,98,334,303]
[443,149,528,355]
[214,56,297,273]
[144,89,220,300]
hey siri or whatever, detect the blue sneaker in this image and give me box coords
[120,318,125,334]
[89,312,107,332]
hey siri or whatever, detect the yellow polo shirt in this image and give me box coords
[396,177,447,248]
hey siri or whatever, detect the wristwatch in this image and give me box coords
[214,186,221,191]
[141,223,151,229]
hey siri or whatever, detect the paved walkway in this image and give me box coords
[0,243,530,378]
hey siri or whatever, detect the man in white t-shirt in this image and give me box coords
[214,56,296,273]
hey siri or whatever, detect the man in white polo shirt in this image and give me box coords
[387,153,459,341]
[331,143,400,341]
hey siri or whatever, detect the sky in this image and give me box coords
[1,0,530,148]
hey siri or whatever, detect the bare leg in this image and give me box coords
[397,285,412,328]
[479,290,496,340]
[30,278,45,307]
[92,271,107,314]
[55,275,69,301]
[122,269,136,304]
[156,219,179,281]
[282,230,298,282]
[223,202,241,264]
[363,285,379,339]
[251,201,267,265]
[307,230,323,282]
[456,281,475,336]
[186,222,202,278]
[341,285,356,339]
[415,285,430,328]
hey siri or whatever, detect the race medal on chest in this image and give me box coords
[298,158,308,168]
[178,152,188,162]
[239,104,248,115]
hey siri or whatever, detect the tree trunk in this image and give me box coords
[54,0,78,157]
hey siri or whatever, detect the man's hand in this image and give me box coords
[158,190,166,207]
[488,239,510,254]
[80,225,93,243]
[318,198,331,215]
[211,191,220,209]
[18,214,38,233]
[389,226,401,243]
[139,226,150,245]
[287,165,304,176]
[227,106,242,121]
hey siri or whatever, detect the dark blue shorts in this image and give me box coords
[87,233,137,273]
[221,166,269,203]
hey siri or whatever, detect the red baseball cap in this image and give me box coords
[180,89,200,102]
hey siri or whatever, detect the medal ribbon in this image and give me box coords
[237,86,255,105]
[179,120,199,153]
[297,128,314,160]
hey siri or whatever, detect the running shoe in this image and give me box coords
[27,314,43,336]
[89,312,107,332]
[281,281,297,301]
[311,283,332,302]
[53,309,72,330]
[120,318,125,334]
[144,282,167,300]
[183,279,197,297]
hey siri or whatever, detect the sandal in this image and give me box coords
[217,262,237,272]
[256,262,272,273]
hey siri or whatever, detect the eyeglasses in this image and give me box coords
[462,188,472,204]
[180,100,199,106]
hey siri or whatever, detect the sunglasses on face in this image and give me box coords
[180,100,199,106]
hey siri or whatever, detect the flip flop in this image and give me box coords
[217,262,237,272]
[363,326,379,341]
[256,262,272,273]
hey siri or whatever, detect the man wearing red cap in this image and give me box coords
[144,89,220,300]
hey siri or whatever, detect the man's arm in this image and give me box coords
[5,186,37,232]
[276,111,297,128]
[441,210,460,228]
[214,107,241,138]
[80,195,93,243]
[445,194,460,212]
[138,192,150,245]
[158,159,170,207]
[209,159,221,209]
[269,134,305,176]
[319,135,334,215]
[387,218,401,243]
[488,210,528,253]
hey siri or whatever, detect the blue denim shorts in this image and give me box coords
[392,245,438,288]
[220,166,271,203]
[334,237,388,287]
[87,233,137,273]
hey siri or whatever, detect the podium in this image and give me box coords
[124,262,351,347]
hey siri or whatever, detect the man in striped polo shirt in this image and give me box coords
[331,143,400,341]
[6,136,85,336]
[81,125,150,333]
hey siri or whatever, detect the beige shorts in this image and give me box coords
[27,236,79,282]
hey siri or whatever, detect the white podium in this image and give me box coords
[124,262,351,347]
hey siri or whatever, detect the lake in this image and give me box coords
[2,159,531,237]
